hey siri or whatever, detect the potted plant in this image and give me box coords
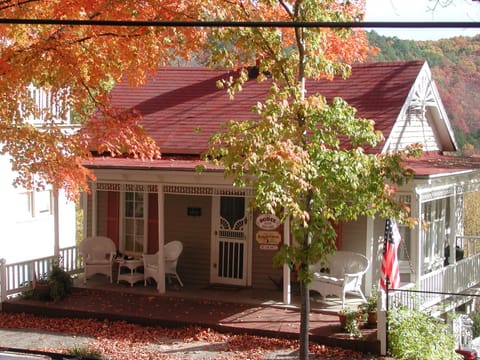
[26,265,73,302]
[338,307,362,337]
[32,272,51,300]
[364,288,378,327]
[48,264,73,302]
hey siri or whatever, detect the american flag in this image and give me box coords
[380,219,401,290]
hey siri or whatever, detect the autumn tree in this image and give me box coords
[0,0,210,199]
[202,0,420,358]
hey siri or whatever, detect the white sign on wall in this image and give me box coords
[255,214,281,230]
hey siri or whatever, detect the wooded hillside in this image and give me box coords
[367,31,480,149]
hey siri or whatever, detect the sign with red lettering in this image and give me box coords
[255,214,281,230]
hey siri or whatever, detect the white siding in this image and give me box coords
[0,154,76,264]
[386,107,439,152]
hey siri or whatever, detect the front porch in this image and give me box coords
[0,246,366,313]
[0,249,380,354]
[3,242,480,313]
[1,276,380,354]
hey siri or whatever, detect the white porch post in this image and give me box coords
[81,191,88,239]
[415,193,423,287]
[92,183,97,236]
[157,186,166,293]
[0,258,6,304]
[449,187,457,265]
[283,216,291,304]
[365,216,375,297]
[53,186,60,257]
[377,288,388,355]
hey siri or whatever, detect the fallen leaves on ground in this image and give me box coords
[0,312,382,359]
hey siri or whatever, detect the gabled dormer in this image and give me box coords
[384,61,457,153]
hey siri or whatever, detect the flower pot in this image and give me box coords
[33,283,51,300]
[367,311,377,327]
[338,313,347,330]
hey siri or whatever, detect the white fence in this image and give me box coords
[388,236,480,311]
[0,246,83,301]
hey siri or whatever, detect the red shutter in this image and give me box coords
[147,193,159,254]
[106,191,120,248]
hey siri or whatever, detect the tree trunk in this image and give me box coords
[299,271,310,359]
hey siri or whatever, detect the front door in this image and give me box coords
[211,196,248,286]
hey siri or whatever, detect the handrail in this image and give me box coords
[387,250,480,311]
[0,246,83,302]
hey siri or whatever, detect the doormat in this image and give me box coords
[205,284,243,291]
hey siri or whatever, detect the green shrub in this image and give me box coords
[470,311,480,338]
[48,264,73,302]
[388,307,462,360]
[68,346,102,359]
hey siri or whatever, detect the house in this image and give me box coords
[81,61,480,312]
[0,86,77,265]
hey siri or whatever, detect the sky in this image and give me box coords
[365,0,480,40]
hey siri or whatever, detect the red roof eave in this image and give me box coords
[83,157,224,172]
[405,152,480,178]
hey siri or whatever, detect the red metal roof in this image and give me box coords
[404,152,480,177]
[109,61,425,155]
[91,61,480,177]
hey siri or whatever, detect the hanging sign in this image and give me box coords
[255,214,281,230]
[256,231,282,249]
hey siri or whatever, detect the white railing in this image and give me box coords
[0,246,83,301]
[25,84,70,124]
[388,239,480,311]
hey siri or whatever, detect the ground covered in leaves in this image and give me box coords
[0,312,386,359]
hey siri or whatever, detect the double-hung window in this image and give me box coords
[122,191,146,256]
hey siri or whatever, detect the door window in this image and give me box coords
[123,191,145,255]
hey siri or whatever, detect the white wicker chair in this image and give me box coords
[79,236,116,284]
[144,240,184,288]
[309,251,369,307]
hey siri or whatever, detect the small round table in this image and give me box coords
[116,258,144,287]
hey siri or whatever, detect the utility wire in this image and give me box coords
[0,19,479,28]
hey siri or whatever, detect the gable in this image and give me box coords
[384,62,457,153]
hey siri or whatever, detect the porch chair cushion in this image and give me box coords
[144,240,184,289]
[309,250,369,307]
[79,236,116,284]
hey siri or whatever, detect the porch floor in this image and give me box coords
[1,274,380,355]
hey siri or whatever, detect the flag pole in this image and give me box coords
[385,276,390,356]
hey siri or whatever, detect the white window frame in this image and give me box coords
[422,198,447,274]
[33,189,52,217]
[120,190,147,256]
[397,195,412,274]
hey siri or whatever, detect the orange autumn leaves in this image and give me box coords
[0,0,369,200]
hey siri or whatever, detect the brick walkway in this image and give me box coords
[2,287,380,355]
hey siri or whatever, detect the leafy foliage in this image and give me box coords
[388,307,461,360]
[470,311,480,338]
[367,32,480,149]
[203,1,421,357]
[0,0,210,199]
[48,264,73,302]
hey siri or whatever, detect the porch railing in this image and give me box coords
[0,246,83,302]
[388,236,480,311]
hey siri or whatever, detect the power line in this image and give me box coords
[0,18,479,29]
